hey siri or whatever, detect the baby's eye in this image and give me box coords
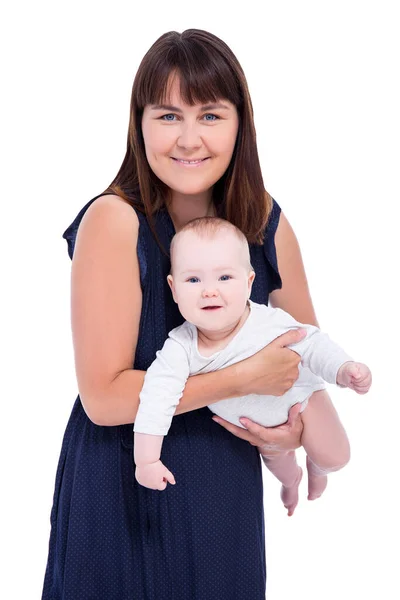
[219,275,231,281]
[187,277,200,283]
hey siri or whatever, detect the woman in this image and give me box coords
[42,29,328,599]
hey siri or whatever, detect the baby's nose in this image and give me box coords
[202,288,219,298]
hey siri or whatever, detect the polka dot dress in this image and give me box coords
[41,193,282,599]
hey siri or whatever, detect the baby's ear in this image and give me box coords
[167,274,177,302]
[247,270,255,298]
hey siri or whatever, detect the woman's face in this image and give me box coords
[141,76,239,198]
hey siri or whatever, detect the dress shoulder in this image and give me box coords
[62,193,148,288]
[262,197,282,294]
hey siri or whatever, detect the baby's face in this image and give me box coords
[167,230,255,332]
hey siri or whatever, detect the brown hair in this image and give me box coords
[102,29,273,247]
[169,216,253,272]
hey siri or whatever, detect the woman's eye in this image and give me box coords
[219,275,231,281]
[160,113,219,122]
[187,277,200,283]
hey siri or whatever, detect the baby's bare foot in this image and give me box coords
[280,467,303,516]
[306,456,328,501]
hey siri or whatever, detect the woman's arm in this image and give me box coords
[91,366,245,426]
[268,211,320,327]
[96,327,305,426]
[69,194,144,426]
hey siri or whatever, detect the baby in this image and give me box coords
[133,217,372,515]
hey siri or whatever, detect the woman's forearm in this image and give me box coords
[90,362,245,426]
[175,362,243,415]
[89,368,146,426]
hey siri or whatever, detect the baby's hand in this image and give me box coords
[336,361,372,394]
[135,460,176,491]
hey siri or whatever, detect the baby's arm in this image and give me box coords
[134,432,175,490]
[289,324,354,385]
[296,330,372,392]
[271,308,372,391]
[133,335,190,490]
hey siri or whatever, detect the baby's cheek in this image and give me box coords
[178,296,197,322]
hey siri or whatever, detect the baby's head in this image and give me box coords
[167,217,255,330]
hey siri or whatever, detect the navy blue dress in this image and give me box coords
[41,194,282,600]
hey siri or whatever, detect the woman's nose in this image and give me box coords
[177,123,202,149]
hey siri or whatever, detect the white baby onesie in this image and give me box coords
[133,300,353,436]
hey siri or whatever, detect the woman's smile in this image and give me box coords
[171,157,211,167]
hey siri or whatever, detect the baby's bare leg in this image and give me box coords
[259,450,303,516]
[301,390,351,501]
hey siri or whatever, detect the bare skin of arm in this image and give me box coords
[268,211,320,327]
[71,195,305,431]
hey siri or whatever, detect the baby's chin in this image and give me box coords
[184,305,222,319]
[189,310,242,333]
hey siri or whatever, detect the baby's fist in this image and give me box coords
[336,361,372,394]
[135,460,176,491]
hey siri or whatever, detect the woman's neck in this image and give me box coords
[168,191,215,232]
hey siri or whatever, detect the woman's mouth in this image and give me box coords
[172,157,210,167]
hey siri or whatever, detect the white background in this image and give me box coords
[2,1,398,598]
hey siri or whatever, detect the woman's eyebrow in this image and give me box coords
[150,103,230,112]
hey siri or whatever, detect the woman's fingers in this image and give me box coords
[241,403,302,438]
[238,417,285,453]
[272,327,307,349]
[239,417,266,435]
[285,403,303,428]
[212,402,304,453]
[212,403,304,454]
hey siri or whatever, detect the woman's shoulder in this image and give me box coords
[82,194,140,226]
[62,194,141,260]
[71,194,140,262]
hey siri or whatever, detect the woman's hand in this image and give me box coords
[235,328,307,397]
[212,403,304,455]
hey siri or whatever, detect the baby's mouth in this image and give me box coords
[202,306,222,310]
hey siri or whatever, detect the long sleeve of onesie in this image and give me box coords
[133,335,190,436]
[278,311,353,383]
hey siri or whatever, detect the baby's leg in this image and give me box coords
[259,450,303,516]
[301,390,351,501]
